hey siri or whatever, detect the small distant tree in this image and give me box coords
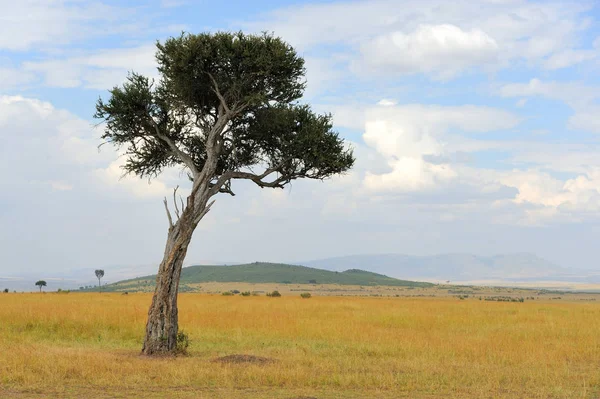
[95,269,105,292]
[35,280,47,293]
[3,288,8,293]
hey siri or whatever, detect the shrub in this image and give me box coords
[267,290,281,297]
[3,288,8,293]
[300,292,311,299]
[241,291,251,296]
[231,290,240,294]
[175,330,190,355]
[222,291,234,296]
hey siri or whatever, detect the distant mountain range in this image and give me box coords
[299,253,600,284]
[85,262,433,292]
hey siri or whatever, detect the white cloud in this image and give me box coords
[499,78,600,133]
[542,49,598,70]
[248,0,596,80]
[94,158,172,199]
[0,95,174,200]
[359,24,499,79]
[0,0,140,51]
[0,67,35,91]
[499,78,598,107]
[360,104,519,192]
[493,168,600,224]
[568,107,600,133]
[377,99,397,107]
[23,44,157,89]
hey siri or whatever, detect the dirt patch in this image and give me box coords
[213,354,275,365]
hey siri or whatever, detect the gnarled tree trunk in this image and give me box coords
[141,208,198,356]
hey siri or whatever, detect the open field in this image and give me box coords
[106,280,600,302]
[1,292,600,398]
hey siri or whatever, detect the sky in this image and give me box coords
[2,0,600,283]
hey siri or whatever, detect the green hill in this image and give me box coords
[93,262,432,292]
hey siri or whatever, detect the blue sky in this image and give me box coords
[2,0,600,283]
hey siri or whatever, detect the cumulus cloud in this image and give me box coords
[359,24,499,79]
[360,104,520,192]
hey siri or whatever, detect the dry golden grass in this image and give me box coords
[0,293,599,398]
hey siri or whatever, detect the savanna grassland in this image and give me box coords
[1,292,599,398]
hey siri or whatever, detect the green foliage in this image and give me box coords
[35,280,47,292]
[221,291,234,296]
[300,293,312,299]
[175,330,190,355]
[267,290,281,297]
[95,270,105,292]
[94,31,354,192]
[241,291,251,296]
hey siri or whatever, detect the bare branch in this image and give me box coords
[163,197,174,228]
[173,186,181,219]
[179,196,185,215]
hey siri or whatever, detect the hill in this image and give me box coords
[93,262,432,292]
[300,253,596,283]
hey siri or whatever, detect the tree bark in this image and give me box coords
[141,209,198,356]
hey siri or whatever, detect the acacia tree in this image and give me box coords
[35,280,47,293]
[95,269,105,291]
[95,32,355,356]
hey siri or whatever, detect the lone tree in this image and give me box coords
[95,269,105,291]
[35,280,47,293]
[95,31,354,356]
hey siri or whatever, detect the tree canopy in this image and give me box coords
[35,280,47,292]
[95,31,354,198]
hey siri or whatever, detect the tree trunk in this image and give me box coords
[141,210,197,356]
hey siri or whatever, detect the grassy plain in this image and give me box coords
[1,291,599,398]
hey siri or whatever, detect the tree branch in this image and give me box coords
[163,197,174,228]
[173,186,181,219]
[151,121,199,177]
[193,199,215,224]
[208,162,290,197]
[206,72,230,115]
